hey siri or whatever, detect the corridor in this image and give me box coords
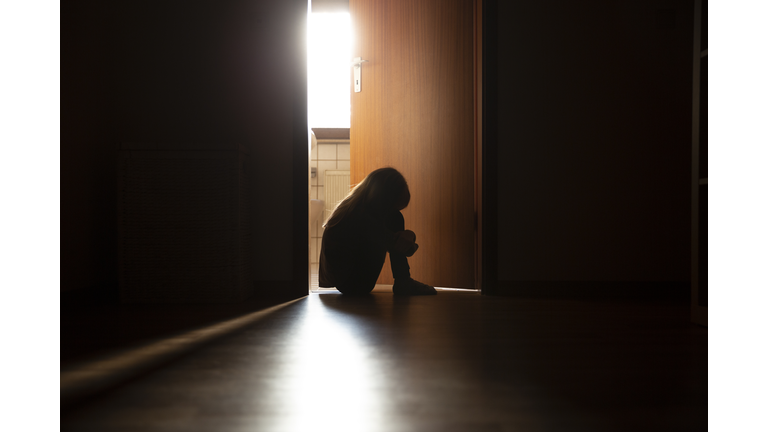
[62,292,707,432]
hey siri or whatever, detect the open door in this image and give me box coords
[349,0,475,288]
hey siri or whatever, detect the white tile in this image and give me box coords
[337,160,350,171]
[310,263,319,281]
[311,186,317,199]
[317,186,325,202]
[308,237,313,263]
[310,144,317,161]
[311,238,318,263]
[317,161,336,186]
[337,144,350,160]
[318,144,337,160]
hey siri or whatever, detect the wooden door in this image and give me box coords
[350,0,475,288]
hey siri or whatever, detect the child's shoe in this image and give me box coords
[393,278,437,296]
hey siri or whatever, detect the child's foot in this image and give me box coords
[393,278,437,296]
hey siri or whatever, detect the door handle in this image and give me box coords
[352,57,368,93]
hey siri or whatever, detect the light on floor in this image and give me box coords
[277,295,383,432]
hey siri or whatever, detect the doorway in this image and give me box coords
[307,0,482,293]
[307,9,353,291]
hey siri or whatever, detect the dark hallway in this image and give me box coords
[62,292,706,431]
[49,0,724,430]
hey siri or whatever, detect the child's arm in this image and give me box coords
[391,230,419,257]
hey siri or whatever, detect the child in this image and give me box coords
[318,167,437,296]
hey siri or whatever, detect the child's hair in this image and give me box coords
[324,167,409,229]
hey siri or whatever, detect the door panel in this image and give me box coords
[350,0,474,288]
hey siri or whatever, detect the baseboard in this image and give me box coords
[486,280,690,302]
[253,280,309,301]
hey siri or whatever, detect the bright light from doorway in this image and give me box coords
[308,13,352,128]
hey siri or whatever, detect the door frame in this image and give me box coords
[690,0,707,325]
[301,0,488,292]
[480,0,497,295]
[474,0,484,291]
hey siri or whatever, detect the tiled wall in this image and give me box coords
[311,140,350,263]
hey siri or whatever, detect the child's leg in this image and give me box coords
[385,211,437,295]
[336,257,384,294]
[334,248,385,295]
[385,211,412,280]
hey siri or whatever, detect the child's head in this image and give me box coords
[325,167,410,227]
[363,167,410,212]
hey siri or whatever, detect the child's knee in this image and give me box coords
[398,229,416,243]
[385,211,406,232]
[391,230,419,257]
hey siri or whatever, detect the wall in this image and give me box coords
[487,0,693,292]
[61,1,117,295]
[310,140,351,264]
[61,0,309,301]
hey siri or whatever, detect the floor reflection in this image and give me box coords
[277,294,386,432]
[62,292,707,432]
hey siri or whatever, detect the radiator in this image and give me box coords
[324,170,351,223]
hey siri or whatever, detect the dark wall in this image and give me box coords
[61,0,308,299]
[61,1,117,294]
[488,0,693,289]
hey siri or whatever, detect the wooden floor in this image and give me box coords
[61,291,707,432]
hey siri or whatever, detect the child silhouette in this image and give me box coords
[319,167,436,296]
